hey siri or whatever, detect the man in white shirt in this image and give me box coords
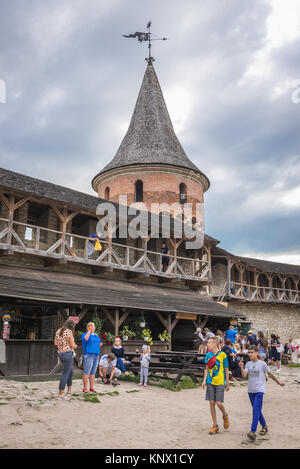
[99,353,121,386]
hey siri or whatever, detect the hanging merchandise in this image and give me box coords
[2,314,11,340]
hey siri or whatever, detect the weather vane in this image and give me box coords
[123,21,168,63]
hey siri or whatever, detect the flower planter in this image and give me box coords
[140,322,146,328]
[122,336,128,341]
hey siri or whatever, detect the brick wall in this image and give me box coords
[97,170,204,216]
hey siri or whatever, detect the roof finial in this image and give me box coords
[122,21,168,64]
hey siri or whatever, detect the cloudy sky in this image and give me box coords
[0,0,300,263]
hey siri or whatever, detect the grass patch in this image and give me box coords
[126,390,140,393]
[82,395,101,403]
[105,391,119,396]
[152,376,199,392]
[119,373,140,383]
[287,363,300,368]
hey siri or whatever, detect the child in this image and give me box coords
[202,337,230,435]
[139,344,151,387]
[111,338,129,376]
[239,345,285,441]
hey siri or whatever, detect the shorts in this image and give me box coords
[83,354,99,375]
[205,384,225,402]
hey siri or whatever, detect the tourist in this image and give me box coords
[54,319,77,400]
[225,326,238,344]
[194,327,206,354]
[257,331,268,361]
[247,331,256,346]
[202,337,230,435]
[222,339,240,381]
[87,232,102,259]
[161,242,170,272]
[139,344,151,387]
[81,322,102,393]
[239,345,285,441]
[270,334,282,371]
[111,337,129,376]
[99,353,121,385]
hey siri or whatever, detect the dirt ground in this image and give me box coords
[0,366,300,450]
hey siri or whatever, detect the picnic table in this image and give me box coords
[125,350,206,385]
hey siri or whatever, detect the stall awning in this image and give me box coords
[0,265,243,318]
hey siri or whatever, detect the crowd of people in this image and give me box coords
[54,319,150,400]
[194,325,293,380]
[54,319,291,441]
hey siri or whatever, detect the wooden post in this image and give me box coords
[227,258,232,297]
[115,308,120,337]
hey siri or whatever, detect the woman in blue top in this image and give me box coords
[81,322,102,393]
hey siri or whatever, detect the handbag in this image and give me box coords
[277,343,284,353]
[207,354,218,369]
[94,239,102,252]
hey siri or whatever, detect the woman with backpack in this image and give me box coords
[270,333,283,372]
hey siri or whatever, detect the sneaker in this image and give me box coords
[209,424,219,435]
[247,431,256,441]
[223,413,229,429]
[89,388,96,393]
[82,388,89,393]
[138,383,143,386]
[144,384,148,387]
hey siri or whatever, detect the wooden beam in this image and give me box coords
[154,311,168,328]
[103,308,115,328]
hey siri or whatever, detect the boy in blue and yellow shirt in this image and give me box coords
[202,337,230,435]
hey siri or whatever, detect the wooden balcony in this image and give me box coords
[0,218,210,283]
[218,281,300,304]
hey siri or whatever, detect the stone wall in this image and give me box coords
[211,262,227,297]
[229,300,300,343]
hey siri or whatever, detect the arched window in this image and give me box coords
[104,186,110,200]
[179,183,187,204]
[135,180,143,202]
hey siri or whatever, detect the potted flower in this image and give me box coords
[119,325,136,341]
[142,328,153,345]
[158,330,170,342]
[106,332,115,345]
[140,314,146,328]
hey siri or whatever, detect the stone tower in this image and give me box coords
[92,60,210,216]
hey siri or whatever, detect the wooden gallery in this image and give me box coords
[0,61,300,378]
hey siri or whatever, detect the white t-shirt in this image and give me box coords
[245,360,270,393]
[99,355,117,369]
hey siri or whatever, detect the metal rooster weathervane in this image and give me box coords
[123,21,168,63]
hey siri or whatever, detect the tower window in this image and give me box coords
[104,187,110,200]
[179,183,187,204]
[135,180,143,202]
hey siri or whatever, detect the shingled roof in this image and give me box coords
[212,245,300,277]
[0,264,242,318]
[92,62,210,189]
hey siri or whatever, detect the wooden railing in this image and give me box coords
[0,218,209,282]
[218,281,300,304]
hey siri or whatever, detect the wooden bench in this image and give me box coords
[125,351,206,385]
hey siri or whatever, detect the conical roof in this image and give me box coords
[93,61,209,189]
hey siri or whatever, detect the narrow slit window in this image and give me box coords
[135,180,143,202]
[104,186,110,200]
[179,183,187,204]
